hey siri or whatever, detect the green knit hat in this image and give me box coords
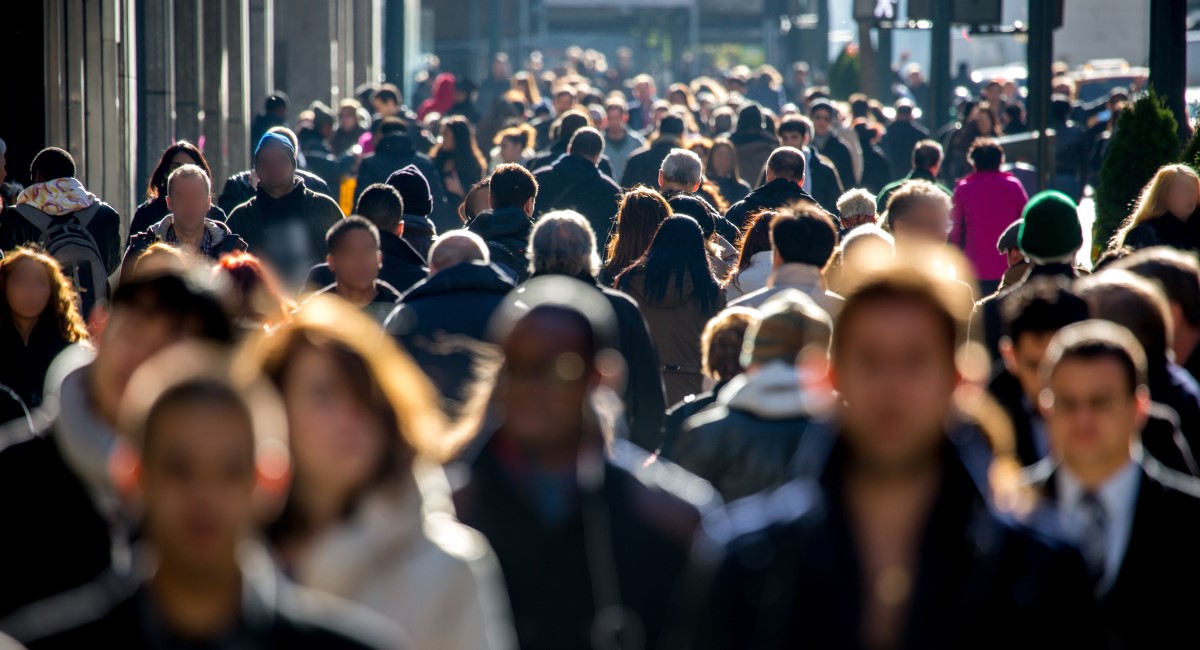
[1018,190,1082,263]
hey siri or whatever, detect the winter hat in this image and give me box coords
[253,132,297,167]
[996,219,1022,253]
[386,165,433,217]
[741,289,833,368]
[1018,190,1082,263]
[735,102,765,133]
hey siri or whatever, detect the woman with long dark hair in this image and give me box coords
[0,248,89,425]
[617,215,727,404]
[725,209,777,300]
[601,187,671,286]
[255,296,512,650]
[706,138,751,206]
[129,141,225,236]
[432,116,487,209]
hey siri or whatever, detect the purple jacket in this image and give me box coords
[951,170,1029,281]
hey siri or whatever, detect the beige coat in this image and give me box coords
[294,461,515,650]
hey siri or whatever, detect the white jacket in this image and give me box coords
[725,250,773,301]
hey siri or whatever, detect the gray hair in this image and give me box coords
[836,188,877,219]
[429,231,489,273]
[659,148,703,188]
[528,210,602,279]
[167,163,212,195]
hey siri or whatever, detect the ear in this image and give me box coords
[523,196,535,216]
[325,254,335,273]
[109,438,142,504]
[1134,385,1152,432]
[165,195,174,212]
[377,250,383,269]
[87,303,110,347]
[999,337,1018,374]
[657,170,666,188]
[254,440,293,522]
[394,222,405,238]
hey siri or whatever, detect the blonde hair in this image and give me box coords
[1111,164,1200,250]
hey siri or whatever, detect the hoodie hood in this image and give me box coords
[149,214,233,244]
[418,72,458,120]
[376,132,418,158]
[717,361,808,419]
[16,178,97,216]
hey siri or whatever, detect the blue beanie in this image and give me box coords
[254,132,297,166]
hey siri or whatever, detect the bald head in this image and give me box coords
[429,231,489,274]
[765,146,806,184]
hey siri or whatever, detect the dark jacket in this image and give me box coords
[533,155,622,245]
[0,367,120,618]
[121,215,248,277]
[0,317,70,427]
[128,196,227,237]
[527,147,615,180]
[659,379,731,455]
[725,178,836,230]
[1024,458,1200,650]
[217,169,333,216]
[728,130,779,188]
[356,133,453,232]
[311,280,403,323]
[854,124,892,194]
[1123,212,1200,254]
[975,262,1080,361]
[384,262,514,414]
[880,119,930,181]
[531,271,666,451]
[989,366,1200,476]
[662,189,741,246]
[620,137,681,189]
[664,363,815,502]
[681,433,1102,649]
[807,149,845,218]
[710,175,751,206]
[226,179,345,286]
[876,167,952,213]
[1151,362,1200,454]
[466,206,534,283]
[815,133,856,192]
[305,231,428,295]
[4,548,402,650]
[0,201,123,277]
[454,434,716,650]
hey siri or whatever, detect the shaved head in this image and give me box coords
[429,231,489,274]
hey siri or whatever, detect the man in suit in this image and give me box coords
[1027,320,1200,649]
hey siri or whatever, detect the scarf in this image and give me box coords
[15,178,97,216]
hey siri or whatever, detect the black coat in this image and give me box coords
[526,147,615,180]
[0,201,123,277]
[816,134,856,191]
[122,217,248,279]
[226,180,345,287]
[1123,212,1200,254]
[305,231,428,294]
[880,119,930,181]
[807,150,845,218]
[659,380,730,456]
[384,261,514,413]
[128,196,227,238]
[975,262,1079,362]
[533,155,622,245]
[710,175,751,206]
[680,434,1102,649]
[217,169,333,216]
[1024,458,1200,650]
[454,435,715,650]
[0,317,71,424]
[356,134,454,233]
[725,178,836,230]
[620,138,680,189]
[466,206,534,283]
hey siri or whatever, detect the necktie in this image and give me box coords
[1078,491,1108,587]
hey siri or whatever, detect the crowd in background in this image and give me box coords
[0,46,1196,649]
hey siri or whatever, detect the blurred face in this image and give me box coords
[339,108,358,131]
[439,125,457,150]
[165,174,212,230]
[842,212,875,229]
[141,402,255,576]
[167,151,195,176]
[373,97,399,117]
[833,300,959,470]
[283,346,387,499]
[780,130,806,149]
[812,109,833,136]
[328,229,381,293]
[711,146,735,176]
[554,93,575,114]
[254,145,295,192]
[606,107,627,130]
[635,81,653,103]
[891,199,951,243]
[1165,175,1199,218]
[1001,332,1055,404]
[95,310,199,418]
[4,259,52,321]
[1042,357,1145,476]
[500,313,594,459]
[974,110,995,133]
[499,138,524,163]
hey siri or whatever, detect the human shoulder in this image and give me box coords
[610,438,721,516]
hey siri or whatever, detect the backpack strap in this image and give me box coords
[69,203,102,228]
[11,204,55,233]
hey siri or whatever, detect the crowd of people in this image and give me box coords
[0,48,1196,649]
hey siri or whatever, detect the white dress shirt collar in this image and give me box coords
[1055,460,1142,593]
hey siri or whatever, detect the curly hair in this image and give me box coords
[0,247,89,342]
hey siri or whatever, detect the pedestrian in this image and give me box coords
[724,209,777,301]
[250,91,289,146]
[617,215,727,404]
[489,125,536,172]
[527,211,666,450]
[602,99,646,184]
[533,127,621,244]
[1050,95,1087,203]
[1110,247,1200,385]
[882,179,953,245]
[727,103,778,187]
[852,120,891,194]
[431,116,487,213]
[950,138,1029,295]
[331,98,368,156]
[705,138,751,205]
[725,147,833,229]
[876,139,952,213]
[0,270,233,618]
[3,344,403,649]
[775,116,843,217]
[226,132,345,288]
[355,118,449,228]
[122,164,248,282]
[835,188,877,231]
[257,297,513,650]
[730,204,843,317]
[129,141,226,236]
[466,163,537,283]
[305,217,401,323]
[1028,321,1200,649]
[621,114,686,189]
[217,126,335,214]
[600,186,671,287]
[1110,164,1200,254]
[385,164,440,260]
[305,183,427,295]
[384,232,514,417]
[214,251,295,334]
[880,100,930,182]
[0,147,122,318]
[453,277,718,650]
[809,101,856,191]
[994,219,1029,293]
[0,248,89,429]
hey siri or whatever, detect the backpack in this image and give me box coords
[13,203,109,316]
[487,239,529,284]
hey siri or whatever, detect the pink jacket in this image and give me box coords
[950,170,1028,281]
